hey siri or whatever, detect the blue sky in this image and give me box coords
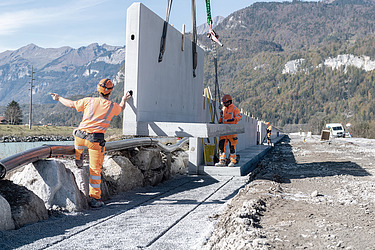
[0,0,283,53]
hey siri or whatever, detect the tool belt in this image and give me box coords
[73,129,106,147]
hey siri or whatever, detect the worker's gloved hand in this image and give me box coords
[226,118,234,122]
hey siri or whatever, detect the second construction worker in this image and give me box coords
[215,94,242,167]
[50,79,132,208]
[266,122,273,145]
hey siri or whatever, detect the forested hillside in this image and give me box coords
[201,0,375,136]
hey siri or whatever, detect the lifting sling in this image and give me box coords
[205,0,223,47]
[158,0,173,63]
[191,0,198,77]
[204,0,222,123]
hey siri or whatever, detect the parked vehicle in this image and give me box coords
[325,123,345,138]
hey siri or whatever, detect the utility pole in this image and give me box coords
[29,66,35,130]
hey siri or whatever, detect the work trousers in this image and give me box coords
[267,132,271,144]
[218,134,238,164]
[74,136,105,200]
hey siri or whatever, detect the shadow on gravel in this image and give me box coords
[0,175,227,249]
[254,135,371,184]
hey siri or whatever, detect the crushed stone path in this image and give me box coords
[0,174,248,250]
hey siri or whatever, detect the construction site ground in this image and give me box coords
[205,133,375,249]
[1,133,375,249]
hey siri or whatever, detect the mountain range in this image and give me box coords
[0,43,125,106]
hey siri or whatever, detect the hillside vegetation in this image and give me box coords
[201,0,375,137]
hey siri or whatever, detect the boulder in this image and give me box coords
[170,151,189,175]
[60,159,90,198]
[0,180,48,229]
[102,155,144,195]
[10,159,87,212]
[130,148,163,171]
[0,194,15,231]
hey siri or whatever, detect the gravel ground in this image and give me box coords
[204,133,375,249]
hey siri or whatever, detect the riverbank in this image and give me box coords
[0,135,74,143]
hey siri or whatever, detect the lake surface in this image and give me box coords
[0,141,74,159]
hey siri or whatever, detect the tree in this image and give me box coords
[5,100,23,125]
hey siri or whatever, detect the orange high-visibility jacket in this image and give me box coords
[219,104,242,124]
[267,125,273,132]
[74,97,122,134]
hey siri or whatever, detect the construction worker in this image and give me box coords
[266,122,273,145]
[50,79,132,208]
[215,94,242,167]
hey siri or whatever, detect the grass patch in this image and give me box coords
[0,125,123,141]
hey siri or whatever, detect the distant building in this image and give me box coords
[0,116,7,124]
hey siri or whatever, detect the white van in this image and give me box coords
[326,123,345,138]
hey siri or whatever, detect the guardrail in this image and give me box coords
[0,137,188,179]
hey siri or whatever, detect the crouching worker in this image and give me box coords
[50,79,132,208]
[215,94,242,167]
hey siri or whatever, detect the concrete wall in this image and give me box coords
[123,3,205,136]
[236,115,258,151]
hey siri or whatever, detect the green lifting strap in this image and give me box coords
[205,0,212,25]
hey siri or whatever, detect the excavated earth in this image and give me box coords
[205,134,375,249]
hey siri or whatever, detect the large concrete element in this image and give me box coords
[123,3,206,136]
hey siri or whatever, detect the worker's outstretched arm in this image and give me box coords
[119,91,133,111]
[50,93,75,108]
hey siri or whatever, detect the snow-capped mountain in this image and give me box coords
[0,43,125,105]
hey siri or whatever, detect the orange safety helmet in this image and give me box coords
[222,94,232,103]
[266,122,270,125]
[97,78,114,95]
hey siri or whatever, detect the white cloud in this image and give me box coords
[0,0,110,35]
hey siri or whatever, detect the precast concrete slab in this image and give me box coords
[134,121,245,137]
[0,175,248,250]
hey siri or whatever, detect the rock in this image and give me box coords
[0,180,48,229]
[311,190,319,197]
[170,151,189,175]
[102,155,144,195]
[0,194,15,230]
[61,159,90,198]
[130,148,163,171]
[10,159,87,212]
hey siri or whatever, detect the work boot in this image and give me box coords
[215,161,227,167]
[228,162,235,167]
[90,198,105,208]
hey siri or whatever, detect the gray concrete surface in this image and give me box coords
[0,136,284,250]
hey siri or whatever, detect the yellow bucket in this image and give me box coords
[203,144,216,166]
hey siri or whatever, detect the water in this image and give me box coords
[0,141,74,159]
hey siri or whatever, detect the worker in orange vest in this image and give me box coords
[50,79,132,208]
[215,94,242,167]
[266,122,273,145]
